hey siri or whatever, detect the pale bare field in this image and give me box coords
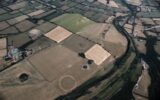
[85,44,111,65]
[45,26,72,43]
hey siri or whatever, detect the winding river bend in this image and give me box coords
[111,0,160,100]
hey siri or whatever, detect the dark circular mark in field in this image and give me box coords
[19,73,29,82]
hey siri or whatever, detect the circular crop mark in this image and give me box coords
[59,75,77,92]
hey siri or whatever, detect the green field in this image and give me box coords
[50,13,95,33]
